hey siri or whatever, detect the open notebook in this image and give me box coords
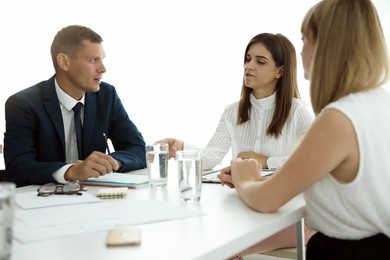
[202,168,275,183]
[80,168,148,188]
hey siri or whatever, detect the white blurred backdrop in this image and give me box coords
[1,0,389,150]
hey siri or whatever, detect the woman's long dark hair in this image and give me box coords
[237,33,300,138]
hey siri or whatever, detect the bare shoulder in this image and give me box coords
[296,107,358,177]
[316,108,355,135]
[282,108,357,183]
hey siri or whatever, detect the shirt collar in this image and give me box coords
[55,79,85,111]
[249,92,276,110]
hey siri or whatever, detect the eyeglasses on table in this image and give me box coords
[37,182,88,197]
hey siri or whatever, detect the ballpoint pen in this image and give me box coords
[104,133,118,173]
[103,133,111,155]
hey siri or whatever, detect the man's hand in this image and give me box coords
[64,151,119,181]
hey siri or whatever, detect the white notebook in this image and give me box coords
[80,169,148,188]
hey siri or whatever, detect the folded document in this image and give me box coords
[202,168,275,183]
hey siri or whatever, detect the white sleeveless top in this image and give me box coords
[304,87,390,239]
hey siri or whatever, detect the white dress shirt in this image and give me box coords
[185,93,314,170]
[52,80,85,183]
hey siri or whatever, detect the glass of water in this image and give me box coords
[146,143,169,188]
[0,182,16,260]
[176,150,202,202]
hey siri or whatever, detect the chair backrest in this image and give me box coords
[1,145,5,181]
[0,169,6,182]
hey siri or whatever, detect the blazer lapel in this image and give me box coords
[43,76,66,152]
[82,93,96,159]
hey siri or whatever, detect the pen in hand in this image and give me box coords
[103,133,116,173]
[103,133,119,173]
[103,133,111,155]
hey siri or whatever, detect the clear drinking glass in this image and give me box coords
[176,150,202,202]
[146,143,169,188]
[0,182,16,260]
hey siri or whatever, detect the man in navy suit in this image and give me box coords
[4,25,146,187]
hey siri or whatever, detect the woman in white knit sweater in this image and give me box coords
[219,0,390,259]
[157,32,315,258]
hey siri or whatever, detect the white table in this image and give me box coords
[11,166,306,260]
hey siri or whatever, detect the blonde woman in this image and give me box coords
[220,0,390,259]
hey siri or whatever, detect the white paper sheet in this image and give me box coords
[15,191,101,209]
[14,199,205,243]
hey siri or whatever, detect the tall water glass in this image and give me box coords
[146,143,169,188]
[176,150,202,202]
[0,182,16,260]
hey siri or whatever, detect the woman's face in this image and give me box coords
[301,32,315,80]
[244,42,282,98]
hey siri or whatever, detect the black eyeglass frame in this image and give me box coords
[37,182,87,197]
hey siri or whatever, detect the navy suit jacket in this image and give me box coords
[4,76,146,187]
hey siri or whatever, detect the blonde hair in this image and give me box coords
[301,0,390,114]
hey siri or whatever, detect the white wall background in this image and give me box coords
[1,0,389,150]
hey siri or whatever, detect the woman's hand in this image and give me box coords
[219,158,263,189]
[230,158,263,187]
[237,151,268,168]
[154,138,184,159]
[218,166,235,188]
